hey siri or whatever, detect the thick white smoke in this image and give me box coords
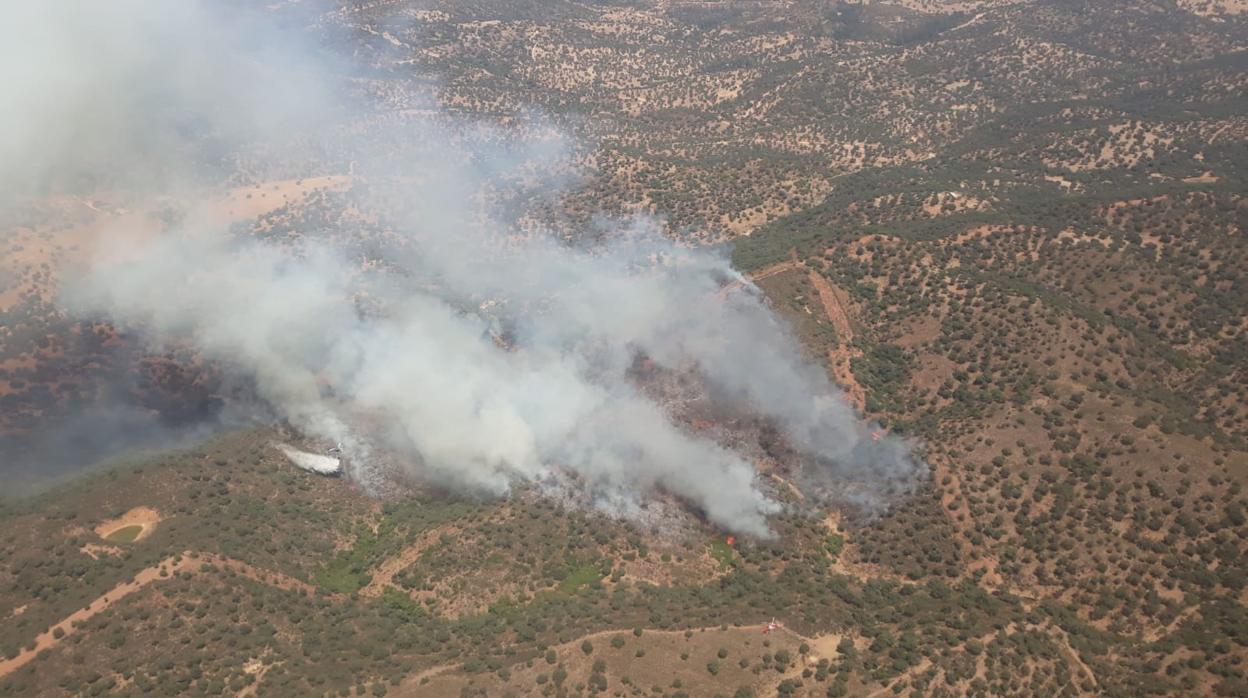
[0,1,339,202]
[9,1,925,536]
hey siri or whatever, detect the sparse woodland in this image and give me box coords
[2,1,1246,696]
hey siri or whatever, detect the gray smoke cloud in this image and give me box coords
[0,2,339,202]
[7,1,925,536]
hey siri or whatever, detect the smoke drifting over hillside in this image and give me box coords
[0,2,338,201]
[11,2,925,535]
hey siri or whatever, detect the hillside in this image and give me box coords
[1,1,1246,697]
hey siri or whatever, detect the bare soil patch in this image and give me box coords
[94,506,162,543]
[79,543,123,560]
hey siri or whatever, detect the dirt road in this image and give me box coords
[0,551,317,680]
[359,527,451,598]
[807,269,866,411]
[0,554,199,678]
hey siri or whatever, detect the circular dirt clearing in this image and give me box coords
[94,506,162,543]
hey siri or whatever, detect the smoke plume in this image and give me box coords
[6,1,925,536]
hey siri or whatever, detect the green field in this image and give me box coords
[103,525,144,543]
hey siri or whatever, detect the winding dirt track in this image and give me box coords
[0,554,199,678]
[4,559,1098,694]
[203,554,319,596]
[806,269,866,411]
[721,255,868,411]
[400,620,840,696]
[0,552,315,680]
[714,258,802,299]
[748,259,803,282]
[359,527,449,598]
